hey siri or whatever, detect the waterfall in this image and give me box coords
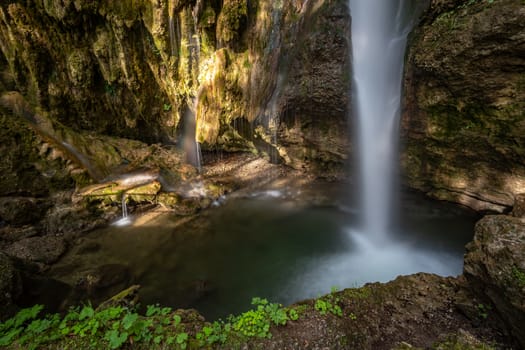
[121,194,128,218]
[349,0,425,239]
[112,193,132,227]
[182,98,202,172]
[168,13,180,57]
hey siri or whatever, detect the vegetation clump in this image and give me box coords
[511,266,525,288]
[0,297,302,349]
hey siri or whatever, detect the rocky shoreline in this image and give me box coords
[1,155,524,348]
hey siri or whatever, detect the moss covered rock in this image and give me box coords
[464,214,525,347]
[402,0,525,212]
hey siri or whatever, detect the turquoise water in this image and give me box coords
[49,186,477,320]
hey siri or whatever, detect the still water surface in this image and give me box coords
[52,186,477,320]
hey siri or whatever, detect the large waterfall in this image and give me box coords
[349,0,426,239]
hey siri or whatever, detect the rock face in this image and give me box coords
[8,235,67,266]
[264,0,351,172]
[464,213,525,347]
[0,252,22,320]
[0,0,350,177]
[402,0,525,212]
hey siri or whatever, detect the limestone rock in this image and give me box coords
[464,215,525,347]
[402,0,525,212]
[268,0,351,173]
[8,235,67,266]
[0,197,50,226]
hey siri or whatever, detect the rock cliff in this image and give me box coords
[0,0,350,174]
[402,0,525,212]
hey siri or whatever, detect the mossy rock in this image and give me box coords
[216,0,247,45]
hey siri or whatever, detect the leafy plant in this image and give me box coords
[0,293,347,348]
[476,303,492,320]
[0,303,189,349]
[196,321,228,346]
[163,103,172,111]
[176,332,189,349]
[232,297,291,339]
[0,305,44,347]
[511,266,525,288]
[288,309,299,321]
[315,290,343,317]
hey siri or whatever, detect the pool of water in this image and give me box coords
[49,185,477,320]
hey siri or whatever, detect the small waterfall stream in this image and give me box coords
[113,193,132,227]
[349,0,426,240]
[182,98,203,172]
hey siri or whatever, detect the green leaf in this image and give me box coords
[105,330,128,349]
[176,332,188,344]
[79,306,95,320]
[288,309,299,321]
[121,313,138,330]
[172,314,182,326]
[146,305,161,317]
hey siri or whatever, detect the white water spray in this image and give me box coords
[349,0,425,239]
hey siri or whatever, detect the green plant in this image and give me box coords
[0,305,44,347]
[476,303,492,320]
[512,266,525,288]
[196,321,229,346]
[314,299,343,317]
[232,297,291,339]
[163,103,172,111]
[0,303,193,349]
[314,289,344,317]
[288,309,299,321]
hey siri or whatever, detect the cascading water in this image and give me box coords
[121,194,128,218]
[182,98,202,172]
[168,13,180,58]
[349,0,426,240]
[113,193,132,227]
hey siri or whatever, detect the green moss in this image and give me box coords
[199,5,217,29]
[343,286,372,300]
[216,0,248,44]
[511,266,525,288]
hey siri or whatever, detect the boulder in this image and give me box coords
[8,235,67,266]
[464,215,525,347]
[0,197,50,226]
